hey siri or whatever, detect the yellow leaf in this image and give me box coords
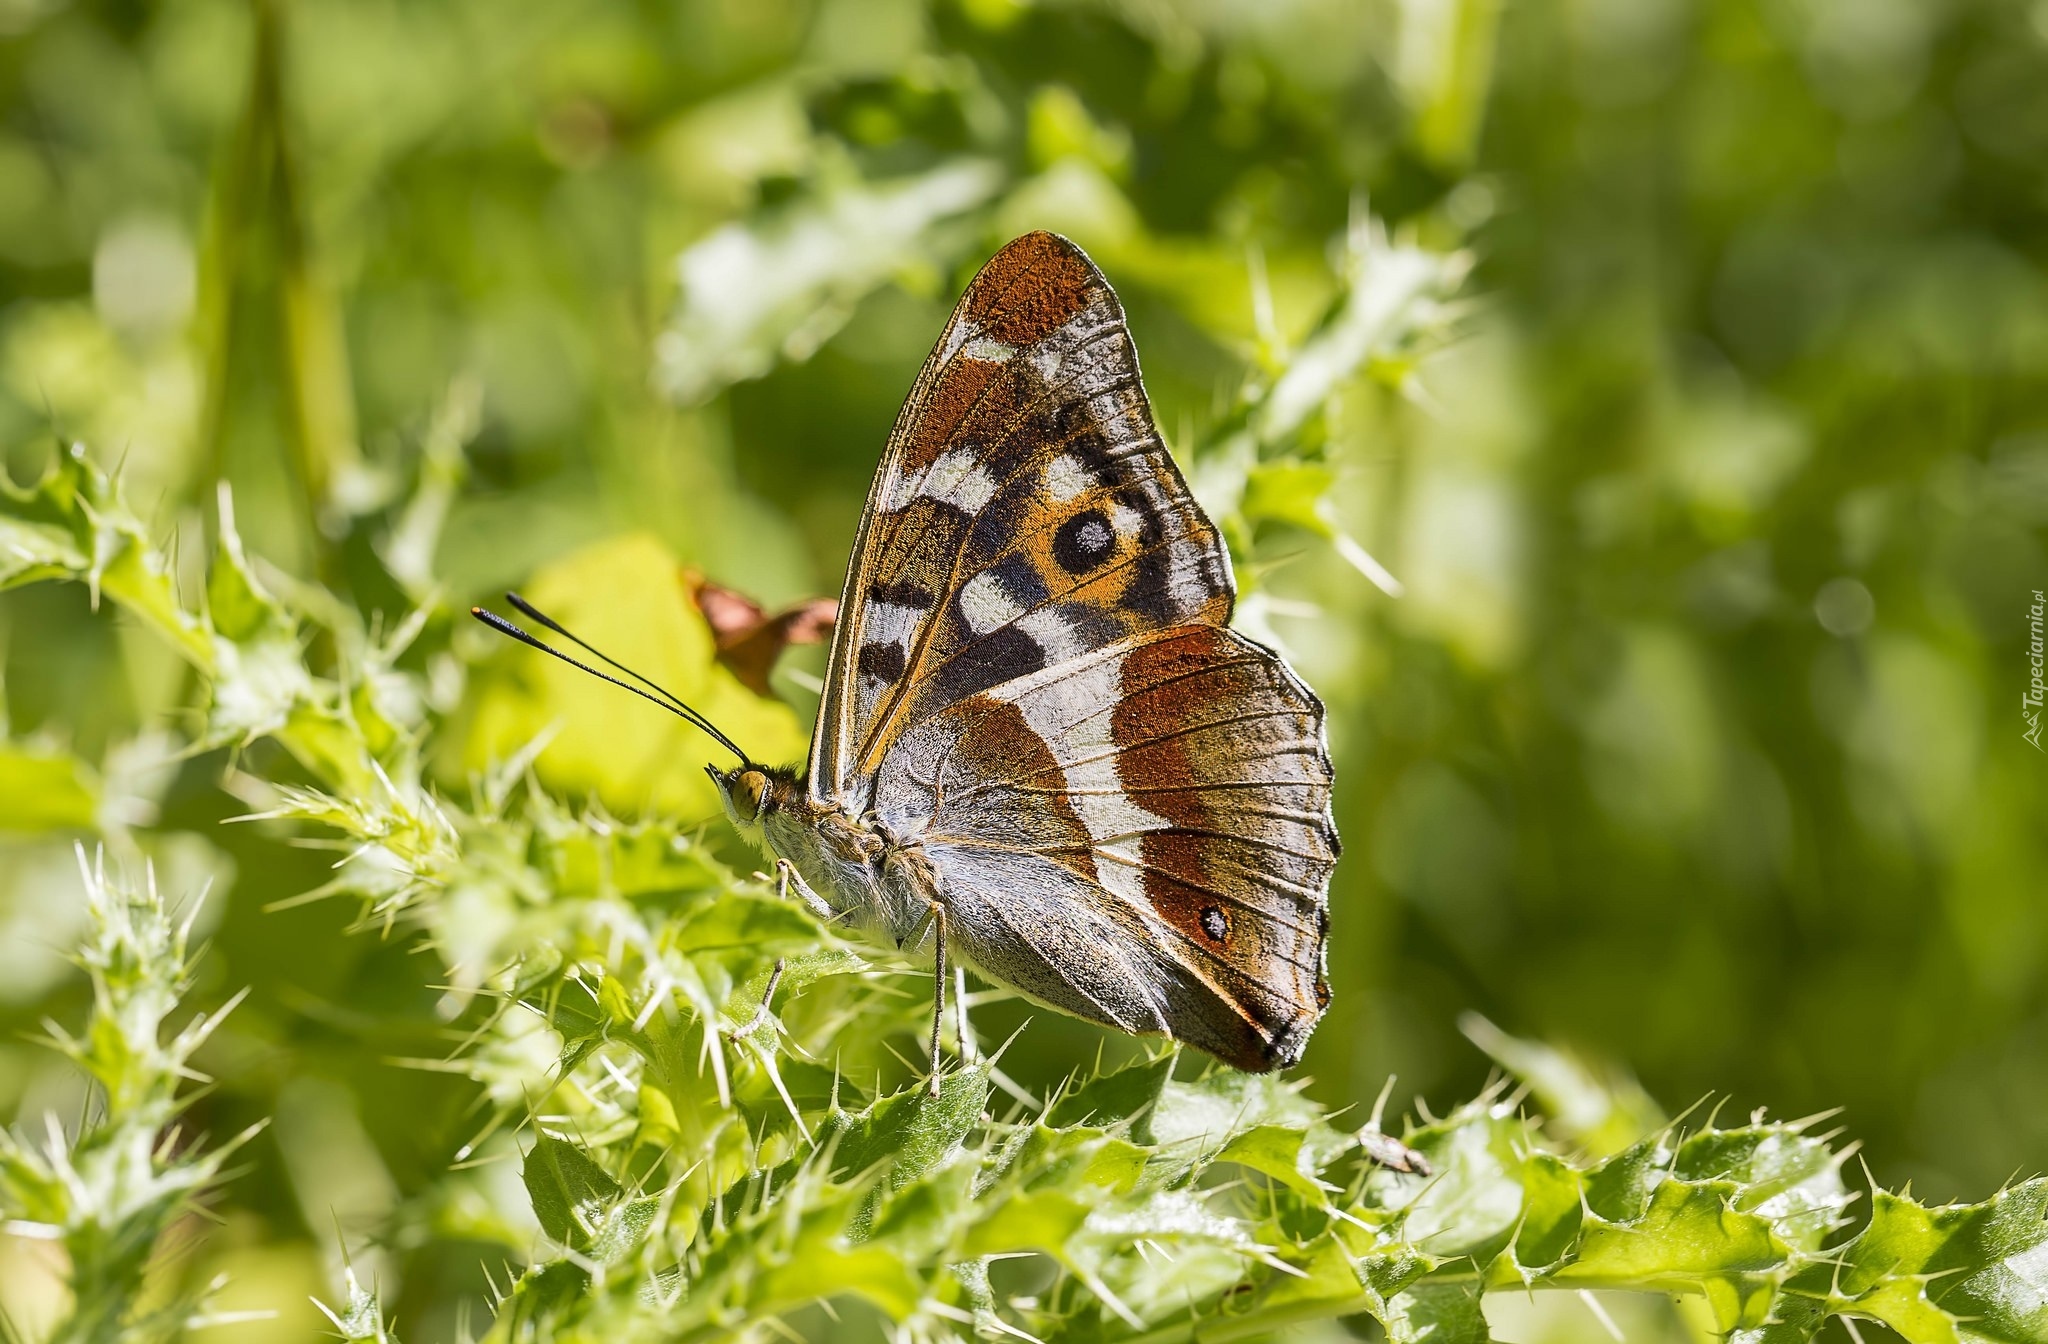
[0,745,97,832]
[465,534,809,819]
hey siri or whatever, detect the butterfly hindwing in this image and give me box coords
[810,232,1233,802]
[873,624,1335,1070]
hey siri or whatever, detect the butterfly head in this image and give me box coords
[707,762,799,837]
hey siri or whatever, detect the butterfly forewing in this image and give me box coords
[809,232,1233,802]
[810,231,1336,1071]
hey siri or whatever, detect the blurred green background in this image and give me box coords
[2,0,2045,1338]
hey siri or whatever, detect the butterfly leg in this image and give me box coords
[954,964,975,1063]
[730,958,786,1042]
[927,902,949,1097]
[772,858,833,921]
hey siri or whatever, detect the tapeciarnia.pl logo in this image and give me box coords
[2028,589,2045,751]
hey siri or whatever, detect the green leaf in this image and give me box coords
[1512,1152,1586,1271]
[996,1124,1148,1198]
[744,1195,926,1321]
[544,820,732,901]
[314,1268,399,1344]
[0,444,213,669]
[655,159,1004,405]
[824,1064,991,1189]
[1727,1293,1828,1344]
[1215,1123,1334,1198]
[1565,1177,1787,1285]
[1822,1181,2048,1344]
[1240,460,1337,535]
[1385,1281,1492,1344]
[1372,1109,1525,1261]
[1463,1014,1664,1157]
[522,1133,623,1252]
[1581,1134,1670,1223]
[1046,1051,1174,1141]
[489,1261,590,1341]
[1674,1126,1848,1251]
[960,1188,1092,1258]
[207,492,292,644]
[1153,1068,1331,1155]
[1255,1228,1410,1318]
[0,511,88,587]
[865,1161,977,1263]
[672,892,822,954]
[588,1193,661,1267]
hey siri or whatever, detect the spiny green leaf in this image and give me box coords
[1582,1133,1671,1223]
[0,860,250,1344]
[314,1267,400,1344]
[1384,1280,1491,1344]
[1372,1107,1526,1260]
[1674,1125,1849,1250]
[1152,1068,1339,1166]
[589,1194,662,1267]
[959,1188,1091,1259]
[0,443,212,669]
[1046,1051,1174,1142]
[1462,1012,1664,1157]
[1565,1176,1788,1285]
[823,1063,991,1189]
[1510,1151,1585,1272]
[1214,1124,1335,1199]
[1726,1292,1829,1344]
[523,1133,624,1252]
[1817,1180,2048,1344]
[538,815,732,901]
[206,490,292,644]
[742,1195,926,1321]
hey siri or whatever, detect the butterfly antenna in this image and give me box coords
[469,604,750,765]
[504,592,695,711]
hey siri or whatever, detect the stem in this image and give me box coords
[1113,1272,1723,1344]
[197,0,359,585]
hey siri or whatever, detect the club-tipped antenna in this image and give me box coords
[469,604,749,765]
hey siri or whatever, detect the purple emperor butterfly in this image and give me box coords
[477,232,1336,1089]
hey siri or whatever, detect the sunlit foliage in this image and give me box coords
[1,0,2044,1340]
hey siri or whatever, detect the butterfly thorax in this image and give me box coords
[711,762,935,946]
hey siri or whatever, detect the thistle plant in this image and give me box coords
[314,1264,401,1344]
[0,853,256,1344]
[4,414,2045,1344]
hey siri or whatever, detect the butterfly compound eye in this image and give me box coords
[735,769,768,820]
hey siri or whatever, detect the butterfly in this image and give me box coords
[477,232,1336,1089]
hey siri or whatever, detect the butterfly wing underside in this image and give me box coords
[813,231,1335,1069]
